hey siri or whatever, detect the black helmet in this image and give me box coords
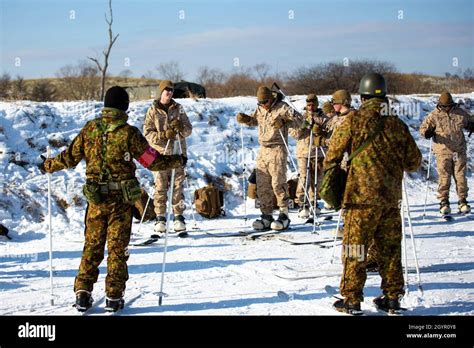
[358,73,387,97]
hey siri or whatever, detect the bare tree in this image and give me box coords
[56,60,100,100]
[156,61,185,81]
[88,0,119,100]
[253,63,271,82]
[0,73,11,99]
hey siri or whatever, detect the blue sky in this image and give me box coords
[0,0,473,79]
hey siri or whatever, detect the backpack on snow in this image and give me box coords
[194,184,225,219]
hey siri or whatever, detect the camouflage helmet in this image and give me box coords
[438,90,455,107]
[322,101,335,114]
[306,93,319,107]
[358,72,387,97]
[331,89,351,106]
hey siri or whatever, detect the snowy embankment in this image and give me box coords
[0,94,473,315]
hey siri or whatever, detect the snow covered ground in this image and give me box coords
[0,94,473,315]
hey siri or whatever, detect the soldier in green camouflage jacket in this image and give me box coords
[324,73,422,314]
[40,86,185,312]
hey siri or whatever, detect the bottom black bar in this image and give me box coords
[0,315,472,346]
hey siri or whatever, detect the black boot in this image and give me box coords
[105,297,125,312]
[366,260,379,273]
[373,295,402,314]
[74,290,93,312]
[270,208,291,231]
[333,298,362,315]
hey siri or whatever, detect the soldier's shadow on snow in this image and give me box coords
[127,257,291,274]
[409,300,474,315]
[124,291,327,314]
[412,230,474,238]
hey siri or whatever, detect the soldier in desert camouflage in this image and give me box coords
[419,91,474,216]
[236,86,302,231]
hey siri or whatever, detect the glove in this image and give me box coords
[180,155,188,167]
[424,126,436,139]
[236,112,252,124]
[38,155,47,174]
[168,155,183,168]
[467,121,474,137]
[160,129,176,139]
[313,135,326,147]
[169,119,183,132]
[312,123,323,135]
[300,119,312,130]
[272,118,286,130]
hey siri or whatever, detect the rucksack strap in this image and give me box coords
[326,117,385,171]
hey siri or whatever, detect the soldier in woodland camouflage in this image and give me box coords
[419,91,474,215]
[324,73,422,314]
[40,86,184,312]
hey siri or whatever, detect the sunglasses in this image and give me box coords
[258,99,269,105]
[164,87,174,92]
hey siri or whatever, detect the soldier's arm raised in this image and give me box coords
[143,107,160,145]
[129,127,182,171]
[44,129,85,173]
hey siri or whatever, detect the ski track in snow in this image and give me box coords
[0,95,473,315]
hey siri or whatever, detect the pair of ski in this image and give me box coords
[441,211,473,222]
[325,285,406,316]
[130,231,189,247]
[204,223,316,240]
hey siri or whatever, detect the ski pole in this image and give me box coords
[303,129,314,209]
[177,134,199,230]
[312,148,320,234]
[422,139,433,220]
[403,176,423,295]
[330,209,343,264]
[272,82,299,112]
[134,139,171,237]
[401,197,410,295]
[158,141,178,306]
[278,129,322,232]
[46,146,54,306]
[240,124,248,222]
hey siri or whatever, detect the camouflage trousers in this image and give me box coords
[295,156,324,205]
[256,145,289,214]
[153,167,185,216]
[340,206,404,303]
[74,198,132,298]
[435,152,468,202]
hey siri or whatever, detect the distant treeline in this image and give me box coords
[1,59,473,101]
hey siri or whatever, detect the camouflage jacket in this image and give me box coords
[323,108,356,147]
[44,108,182,181]
[290,108,328,158]
[324,98,422,207]
[419,105,473,155]
[143,99,192,156]
[244,100,303,148]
